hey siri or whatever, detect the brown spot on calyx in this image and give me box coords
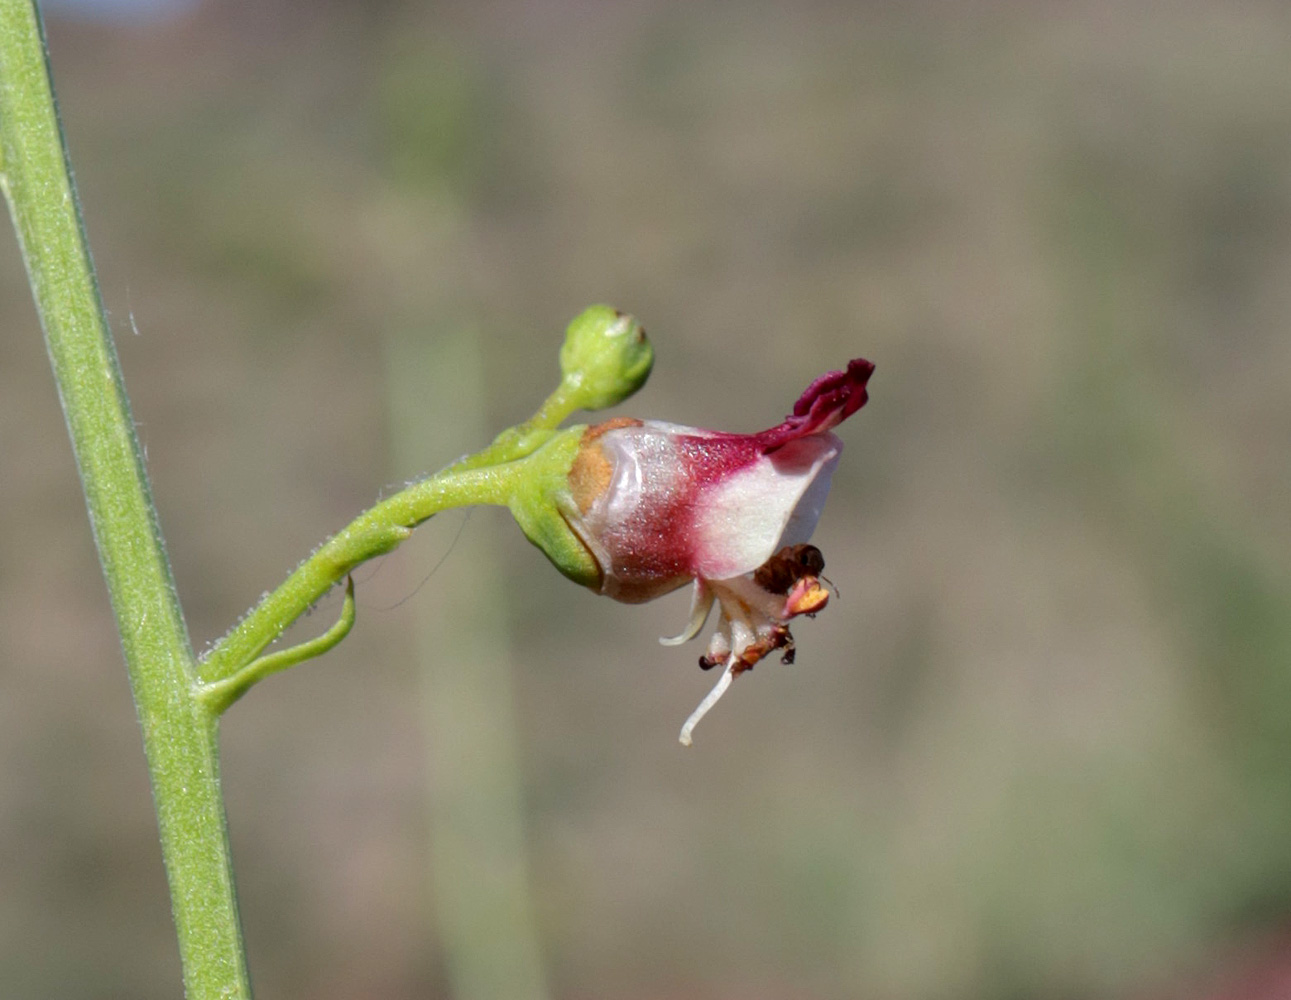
[567,418,640,515]
[568,442,611,516]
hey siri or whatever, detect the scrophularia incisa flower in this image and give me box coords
[560,357,874,744]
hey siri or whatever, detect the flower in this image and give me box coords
[560,358,874,744]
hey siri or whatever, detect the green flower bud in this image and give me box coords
[507,425,602,590]
[558,305,653,411]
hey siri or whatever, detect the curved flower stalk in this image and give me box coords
[517,359,875,745]
[199,306,643,689]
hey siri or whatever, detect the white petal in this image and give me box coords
[779,438,843,548]
[690,434,841,580]
[659,581,715,646]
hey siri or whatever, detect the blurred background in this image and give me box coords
[3,1,1290,997]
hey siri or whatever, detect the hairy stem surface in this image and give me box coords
[0,4,252,996]
[199,461,518,686]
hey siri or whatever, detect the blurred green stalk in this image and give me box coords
[0,3,253,997]
[385,325,551,1000]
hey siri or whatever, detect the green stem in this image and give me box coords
[197,320,612,693]
[0,3,251,997]
[198,576,357,715]
[200,460,519,686]
[447,378,581,473]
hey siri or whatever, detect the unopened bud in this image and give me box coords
[558,305,653,411]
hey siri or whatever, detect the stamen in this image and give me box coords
[784,576,829,617]
[679,660,735,747]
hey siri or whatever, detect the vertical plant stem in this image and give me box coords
[0,4,252,997]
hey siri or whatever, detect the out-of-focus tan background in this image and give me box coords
[4,1,1291,998]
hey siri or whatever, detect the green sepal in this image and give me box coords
[507,425,601,590]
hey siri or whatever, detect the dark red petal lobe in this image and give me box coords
[754,358,874,452]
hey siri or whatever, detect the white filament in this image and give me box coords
[678,660,735,747]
